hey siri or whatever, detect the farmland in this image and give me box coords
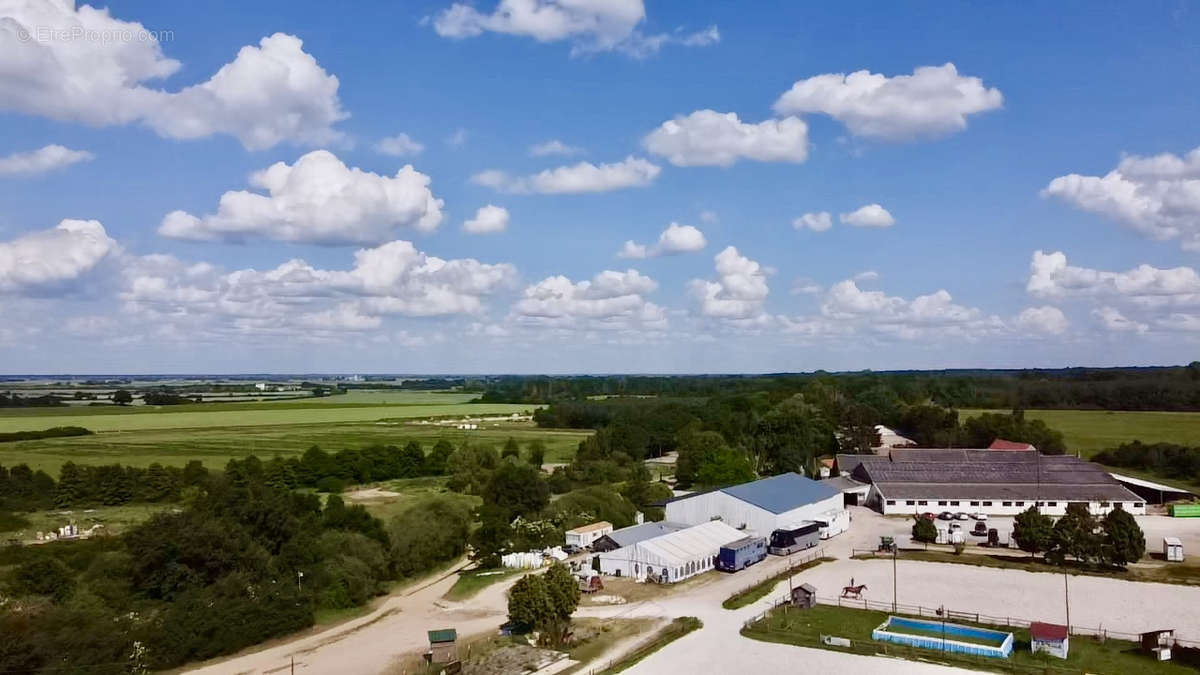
[0,390,586,472]
[0,420,590,472]
[961,408,1200,457]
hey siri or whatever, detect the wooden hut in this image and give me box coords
[1141,629,1175,661]
[790,583,817,609]
[426,628,458,664]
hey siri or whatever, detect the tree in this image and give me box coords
[1101,506,1145,568]
[483,462,549,521]
[911,516,937,546]
[501,437,521,460]
[526,440,547,467]
[396,441,425,477]
[425,440,454,475]
[112,389,133,406]
[694,447,756,487]
[1046,503,1102,567]
[1012,506,1054,557]
[506,563,579,646]
[837,404,882,454]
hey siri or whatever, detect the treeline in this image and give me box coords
[0,457,470,673]
[535,390,1069,493]
[0,461,204,511]
[1094,442,1200,483]
[0,426,92,444]
[0,392,65,407]
[476,364,1200,411]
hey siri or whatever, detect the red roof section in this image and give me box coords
[989,439,1035,451]
[1030,622,1069,641]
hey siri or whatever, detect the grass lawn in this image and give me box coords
[0,502,169,541]
[348,476,482,522]
[442,567,522,601]
[722,556,835,609]
[743,604,1194,675]
[961,408,1200,458]
[0,421,590,472]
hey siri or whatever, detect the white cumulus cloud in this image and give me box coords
[1027,250,1200,306]
[1015,306,1069,335]
[1092,307,1148,334]
[463,205,510,234]
[773,63,1003,141]
[840,204,895,228]
[471,156,660,194]
[0,2,347,150]
[618,223,706,258]
[0,145,94,176]
[529,139,583,157]
[819,279,1003,339]
[1043,146,1200,251]
[430,0,718,58]
[642,110,809,167]
[0,219,117,292]
[375,133,425,157]
[689,246,770,320]
[793,211,833,232]
[512,268,665,331]
[159,150,444,245]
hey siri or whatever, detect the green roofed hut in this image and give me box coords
[426,628,458,664]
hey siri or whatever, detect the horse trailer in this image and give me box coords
[768,522,821,555]
[717,536,767,571]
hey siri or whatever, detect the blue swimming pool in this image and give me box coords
[872,616,1014,658]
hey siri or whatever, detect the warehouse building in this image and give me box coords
[596,520,745,583]
[665,472,849,539]
[837,448,1146,517]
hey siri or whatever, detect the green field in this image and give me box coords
[0,421,589,472]
[962,408,1200,457]
[0,402,536,434]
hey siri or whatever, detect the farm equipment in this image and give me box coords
[578,576,604,593]
[878,536,895,553]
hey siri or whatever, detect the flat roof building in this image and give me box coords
[838,448,1145,516]
[591,521,687,552]
[596,520,745,583]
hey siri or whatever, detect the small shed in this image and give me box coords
[1030,622,1069,659]
[565,521,613,549]
[1164,537,1185,562]
[1141,629,1175,661]
[426,628,458,664]
[791,583,817,609]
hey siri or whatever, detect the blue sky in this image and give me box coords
[1,1,1199,373]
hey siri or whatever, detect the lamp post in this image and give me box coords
[298,570,304,593]
[1063,571,1071,631]
[892,542,898,612]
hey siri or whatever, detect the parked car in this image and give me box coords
[972,522,988,536]
[972,512,989,521]
[954,512,969,520]
[949,522,962,531]
[938,511,955,520]
[563,544,581,555]
[986,528,999,547]
[921,512,937,521]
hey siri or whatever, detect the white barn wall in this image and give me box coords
[665,491,848,537]
[874,490,1146,517]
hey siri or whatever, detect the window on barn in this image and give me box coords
[1015,501,1024,506]
[970,501,980,506]
[886,500,896,506]
[917,500,928,505]
[1135,503,1144,508]
[1002,501,1012,507]
[937,500,947,506]
[982,501,993,506]
[905,500,914,505]
[950,501,960,506]
[1047,502,1057,506]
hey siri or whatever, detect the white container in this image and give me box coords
[1164,537,1185,563]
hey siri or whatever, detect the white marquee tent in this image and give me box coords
[597,520,744,583]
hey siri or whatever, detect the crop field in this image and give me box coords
[961,408,1200,456]
[0,421,590,472]
[0,402,538,434]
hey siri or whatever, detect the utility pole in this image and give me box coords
[892,542,898,612]
[1063,572,1071,630]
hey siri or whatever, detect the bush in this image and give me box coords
[911,516,937,544]
[315,476,345,494]
[389,496,472,576]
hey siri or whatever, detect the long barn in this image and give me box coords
[837,448,1146,517]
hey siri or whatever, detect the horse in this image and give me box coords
[841,583,867,599]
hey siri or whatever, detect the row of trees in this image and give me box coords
[1094,441,1200,482]
[911,504,1146,569]
[0,456,471,673]
[1013,504,1146,568]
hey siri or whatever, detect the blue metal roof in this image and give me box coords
[718,472,839,514]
